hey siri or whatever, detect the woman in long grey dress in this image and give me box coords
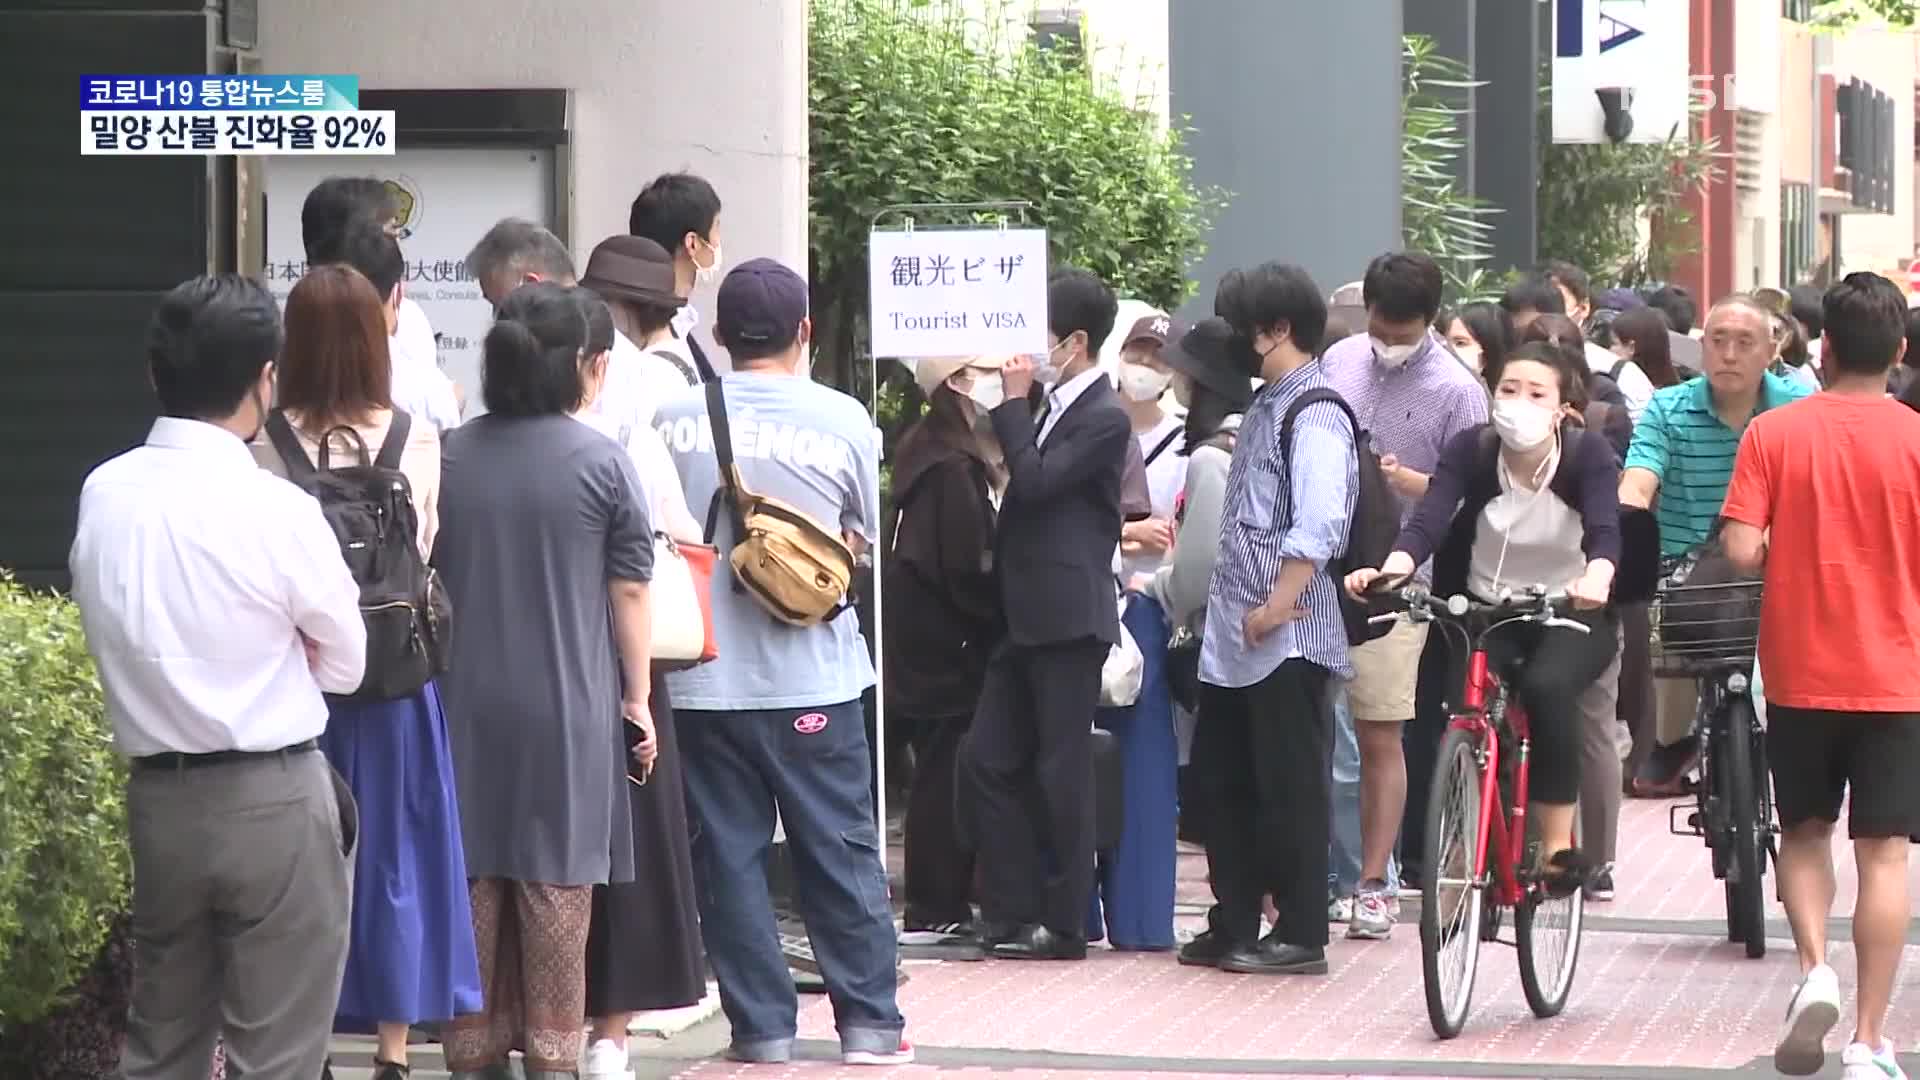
[432,281,658,1080]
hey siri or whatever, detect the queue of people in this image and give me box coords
[70,171,904,1080]
[61,166,1920,1080]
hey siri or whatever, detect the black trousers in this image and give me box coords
[1616,602,1657,781]
[1189,658,1333,949]
[901,713,976,927]
[965,640,1107,935]
[1475,609,1622,806]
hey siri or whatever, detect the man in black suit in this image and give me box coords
[966,268,1133,961]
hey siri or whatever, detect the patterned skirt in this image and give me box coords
[442,880,595,1073]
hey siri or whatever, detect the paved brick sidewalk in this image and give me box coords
[327,796,1920,1078]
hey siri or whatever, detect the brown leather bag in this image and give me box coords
[703,380,856,627]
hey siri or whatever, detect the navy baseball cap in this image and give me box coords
[715,257,808,351]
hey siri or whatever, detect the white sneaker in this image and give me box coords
[1841,1040,1908,1080]
[1346,882,1396,941]
[1775,964,1843,1076]
[583,1037,634,1080]
[1327,895,1354,922]
[844,1037,915,1066]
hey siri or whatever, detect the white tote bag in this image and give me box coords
[1099,591,1143,709]
[649,534,708,670]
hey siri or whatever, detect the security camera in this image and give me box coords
[1596,87,1635,143]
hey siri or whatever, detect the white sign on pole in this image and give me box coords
[1550,0,1690,145]
[868,227,1049,358]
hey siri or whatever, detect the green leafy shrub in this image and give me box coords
[0,573,128,1026]
[807,0,1224,394]
[1401,34,1499,303]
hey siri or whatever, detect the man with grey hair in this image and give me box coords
[467,219,656,441]
[468,218,578,310]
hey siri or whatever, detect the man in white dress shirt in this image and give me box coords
[469,217,661,443]
[302,176,463,431]
[69,274,366,1079]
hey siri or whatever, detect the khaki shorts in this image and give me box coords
[1348,619,1429,723]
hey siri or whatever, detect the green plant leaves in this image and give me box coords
[1401,35,1499,304]
[1536,62,1719,285]
[808,0,1225,393]
[0,573,128,1028]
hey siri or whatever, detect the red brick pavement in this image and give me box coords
[828,789,1920,1077]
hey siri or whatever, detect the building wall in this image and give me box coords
[261,0,809,349]
[953,0,1170,123]
[1829,29,1916,274]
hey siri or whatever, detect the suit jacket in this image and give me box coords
[989,376,1131,648]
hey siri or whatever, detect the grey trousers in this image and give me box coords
[1577,625,1626,865]
[118,748,356,1080]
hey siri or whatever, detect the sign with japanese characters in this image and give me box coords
[266,147,556,409]
[868,227,1048,358]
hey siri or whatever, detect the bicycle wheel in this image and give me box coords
[1721,696,1767,960]
[1516,824,1585,1019]
[1421,726,1485,1039]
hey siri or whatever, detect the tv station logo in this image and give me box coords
[80,75,395,156]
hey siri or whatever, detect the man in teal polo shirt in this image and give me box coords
[1621,294,1812,553]
[1619,293,1811,787]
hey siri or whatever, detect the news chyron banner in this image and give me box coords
[80,75,395,156]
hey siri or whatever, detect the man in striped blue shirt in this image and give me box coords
[1620,295,1813,556]
[1180,263,1356,977]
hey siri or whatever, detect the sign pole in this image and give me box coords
[863,201,1039,853]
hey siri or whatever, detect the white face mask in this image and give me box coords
[1117,362,1172,403]
[965,372,1005,411]
[1371,336,1418,368]
[1453,344,1483,372]
[1035,341,1071,388]
[1490,397,1557,452]
[693,238,722,285]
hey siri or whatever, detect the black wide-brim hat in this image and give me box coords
[1164,317,1254,409]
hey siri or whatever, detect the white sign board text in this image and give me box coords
[868,228,1049,358]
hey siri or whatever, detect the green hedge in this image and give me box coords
[0,573,129,1025]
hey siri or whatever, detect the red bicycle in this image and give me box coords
[1372,584,1590,1039]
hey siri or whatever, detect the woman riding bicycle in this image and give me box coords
[1345,341,1623,894]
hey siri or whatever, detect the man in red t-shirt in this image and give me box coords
[1723,272,1920,1080]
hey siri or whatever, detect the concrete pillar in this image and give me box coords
[1168,0,1404,311]
[1473,0,1542,274]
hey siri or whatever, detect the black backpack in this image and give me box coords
[1279,388,1400,645]
[266,410,452,701]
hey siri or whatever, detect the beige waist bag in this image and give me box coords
[703,380,855,627]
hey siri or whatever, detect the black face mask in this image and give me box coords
[1229,332,1265,377]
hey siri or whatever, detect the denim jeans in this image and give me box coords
[678,701,904,1056]
[1329,679,1399,897]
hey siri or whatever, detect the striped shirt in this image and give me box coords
[1322,329,1491,584]
[1200,360,1357,687]
[1623,372,1812,556]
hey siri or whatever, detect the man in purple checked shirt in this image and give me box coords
[1319,252,1489,942]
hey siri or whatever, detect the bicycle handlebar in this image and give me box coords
[1365,583,1592,637]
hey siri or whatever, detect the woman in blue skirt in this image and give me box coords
[252,260,482,1080]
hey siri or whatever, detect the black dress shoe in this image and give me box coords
[1219,936,1327,975]
[1176,929,1241,968]
[976,920,1023,947]
[991,924,1088,960]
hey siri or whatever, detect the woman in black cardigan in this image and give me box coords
[1346,342,1621,893]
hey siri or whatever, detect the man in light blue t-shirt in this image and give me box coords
[655,258,907,1067]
